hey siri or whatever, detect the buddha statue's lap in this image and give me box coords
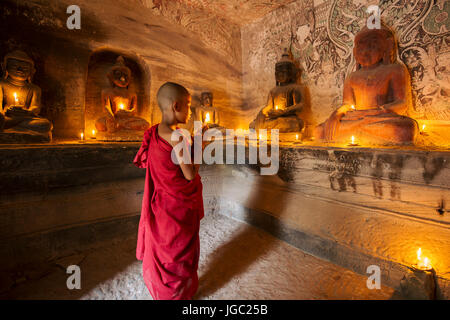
[0,51,53,140]
[315,26,418,145]
[95,56,149,133]
[250,50,313,136]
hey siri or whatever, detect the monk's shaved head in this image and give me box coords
[157,82,190,111]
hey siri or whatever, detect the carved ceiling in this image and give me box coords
[152,0,298,26]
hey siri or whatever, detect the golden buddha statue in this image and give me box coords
[0,50,53,140]
[315,26,419,145]
[195,92,220,127]
[250,49,313,136]
[95,56,149,133]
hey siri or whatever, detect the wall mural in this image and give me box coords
[243,0,450,123]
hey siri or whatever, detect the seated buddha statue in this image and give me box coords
[0,50,53,140]
[250,49,313,136]
[314,26,419,145]
[195,92,220,128]
[95,56,149,133]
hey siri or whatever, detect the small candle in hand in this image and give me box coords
[205,112,210,124]
[13,92,19,105]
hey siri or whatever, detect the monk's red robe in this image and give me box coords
[134,124,204,300]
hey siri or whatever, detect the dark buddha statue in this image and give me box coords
[195,92,220,127]
[250,49,313,136]
[0,50,53,140]
[95,56,149,133]
[315,26,419,145]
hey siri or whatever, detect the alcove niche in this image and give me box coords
[84,49,151,141]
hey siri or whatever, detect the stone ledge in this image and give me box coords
[208,196,450,300]
[0,142,143,195]
[0,130,50,144]
[0,214,139,273]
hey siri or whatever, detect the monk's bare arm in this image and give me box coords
[170,130,205,181]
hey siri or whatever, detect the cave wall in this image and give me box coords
[0,0,244,139]
[242,0,450,126]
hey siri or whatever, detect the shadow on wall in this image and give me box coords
[195,161,288,298]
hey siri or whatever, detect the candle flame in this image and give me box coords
[296,134,299,140]
[13,92,18,103]
[92,129,96,136]
[80,133,84,140]
[416,248,432,270]
[275,105,279,110]
[422,124,426,131]
[351,105,355,110]
[351,136,355,145]
[119,103,125,110]
[205,112,210,124]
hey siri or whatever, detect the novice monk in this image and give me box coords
[134,82,206,300]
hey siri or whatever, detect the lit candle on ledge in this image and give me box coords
[348,135,359,147]
[118,103,125,110]
[91,129,96,139]
[205,112,210,124]
[351,105,356,110]
[13,92,19,105]
[79,132,85,143]
[420,124,428,136]
[296,134,299,140]
[414,248,432,271]
[275,105,279,110]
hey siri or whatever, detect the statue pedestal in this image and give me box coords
[199,143,450,299]
[97,130,146,142]
[0,129,51,144]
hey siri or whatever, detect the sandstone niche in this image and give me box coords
[84,50,150,141]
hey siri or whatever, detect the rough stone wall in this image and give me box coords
[142,0,298,26]
[0,0,244,138]
[242,0,450,125]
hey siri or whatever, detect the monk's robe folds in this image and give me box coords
[134,124,204,300]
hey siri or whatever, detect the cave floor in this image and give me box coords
[1,212,399,300]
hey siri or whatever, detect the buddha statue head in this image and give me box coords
[2,50,36,83]
[275,49,299,86]
[201,92,213,108]
[354,26,396,69]
[107,56,132,88]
